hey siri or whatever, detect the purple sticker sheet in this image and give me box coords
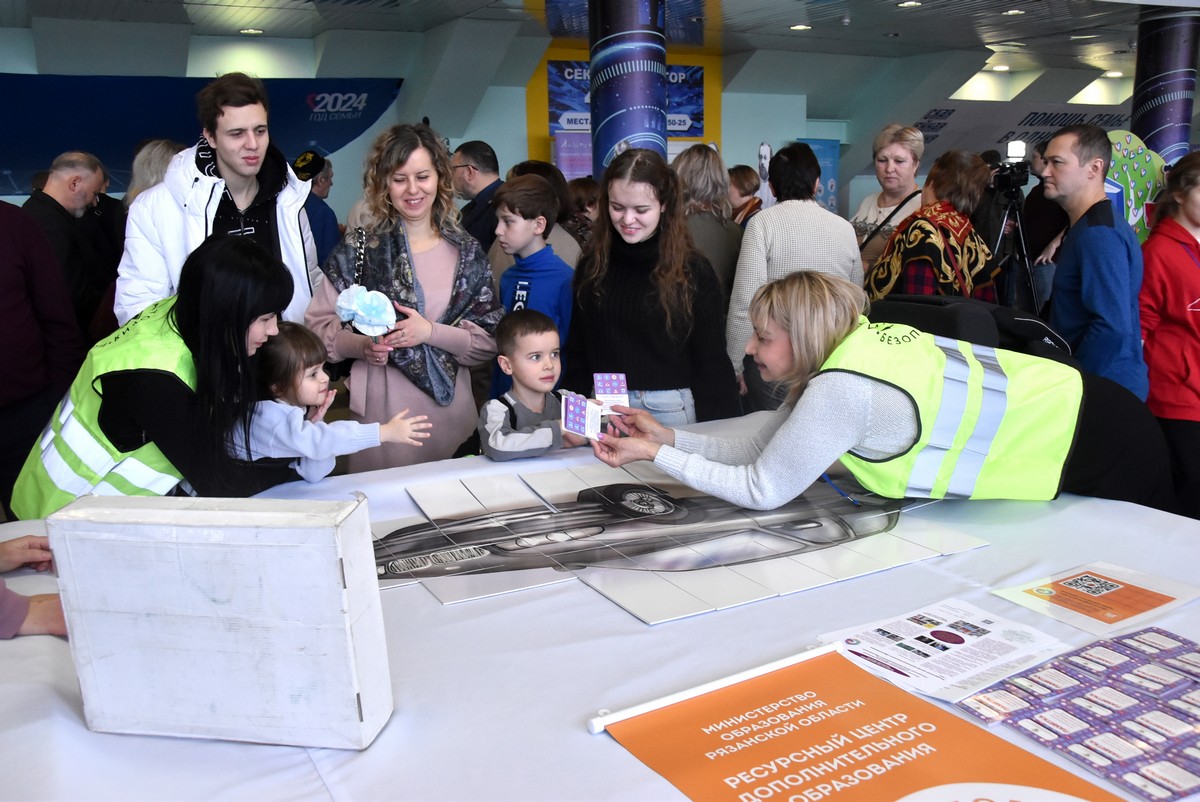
[592,372,629,414]
[958,627,1200,801]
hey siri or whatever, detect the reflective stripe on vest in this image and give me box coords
[821,320,1082,501]
[11,298,195,519]
[907,337,1010,499]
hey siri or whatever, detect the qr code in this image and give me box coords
[1062,574,1122,596]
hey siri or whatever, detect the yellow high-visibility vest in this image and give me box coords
[821,318,1083,500]
[11,299,196,519]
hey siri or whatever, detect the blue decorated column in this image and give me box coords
[588,0,667,176]
[1131,7,1200,164]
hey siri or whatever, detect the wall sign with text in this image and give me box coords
[548,60,704,138]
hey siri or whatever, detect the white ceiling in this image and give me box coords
[0,0,1179,76]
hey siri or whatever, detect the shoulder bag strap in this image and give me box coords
[859,190,922,253]
[354,226,366,285]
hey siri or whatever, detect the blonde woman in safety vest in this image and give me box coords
[591,271,1178,515]
[12,236,301,520]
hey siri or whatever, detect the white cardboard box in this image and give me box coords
[47,493,393,750]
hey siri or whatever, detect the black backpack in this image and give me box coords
[867,294,1077,367]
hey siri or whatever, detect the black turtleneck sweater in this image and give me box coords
[563,233,739,422]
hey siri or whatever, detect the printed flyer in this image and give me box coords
[994,562,1200,636]
[596,649,1118,802]
[958,627,1200,801]
[819,598,1064,701]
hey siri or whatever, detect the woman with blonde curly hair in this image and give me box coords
[672,144,743,304]
[562,148,738,425]
[306,123,503,470]
[593,270,1176,514]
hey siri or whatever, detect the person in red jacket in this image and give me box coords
[1141,151,1200,518]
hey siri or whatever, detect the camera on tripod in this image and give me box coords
[994,160,1031,193]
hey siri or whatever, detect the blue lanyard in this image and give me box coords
[821,473,861,506]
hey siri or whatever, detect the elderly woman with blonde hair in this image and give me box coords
[866,150,997,302]
[851,124,925,272]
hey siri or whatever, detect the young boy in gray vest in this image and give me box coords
[478,309,587,461]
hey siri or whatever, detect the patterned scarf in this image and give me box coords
[322,221,503,406]
[866,200,995,300]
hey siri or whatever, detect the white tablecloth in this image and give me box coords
[2,435,1198,801]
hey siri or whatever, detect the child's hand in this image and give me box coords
[307,388,337,423]
[380,408,432,446]
[562,431,588,448]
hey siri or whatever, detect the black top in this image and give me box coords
[460,178,502,253]
[1022,180,1070,257]
[97,370,297,498]
[563,233,740,422]
[198,141,289,263]
[21,190,112,336]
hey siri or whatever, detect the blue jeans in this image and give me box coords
[627,388,696,427]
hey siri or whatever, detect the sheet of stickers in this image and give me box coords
[957,627,1200,801]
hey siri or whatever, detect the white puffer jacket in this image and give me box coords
[115,144,319,325]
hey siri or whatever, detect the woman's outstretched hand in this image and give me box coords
[606,405,675,447]
[591,423,662,467]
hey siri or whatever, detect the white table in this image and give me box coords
[2,440,1198,801]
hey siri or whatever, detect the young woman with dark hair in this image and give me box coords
[12,235,300,519]
[562,148,739,425]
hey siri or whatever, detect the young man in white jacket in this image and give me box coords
[115,72,319,325]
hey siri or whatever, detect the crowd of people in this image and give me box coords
[2,70,1196,639]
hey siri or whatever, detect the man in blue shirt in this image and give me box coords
[1043,124,1148,400]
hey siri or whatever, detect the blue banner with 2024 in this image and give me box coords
[547,60,703,139]
[0,74,401,194]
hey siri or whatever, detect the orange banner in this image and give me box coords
[606,651,1120,801]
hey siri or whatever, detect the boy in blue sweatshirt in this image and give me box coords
[491,174,574,397]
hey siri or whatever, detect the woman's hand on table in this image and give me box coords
[0,535,53,574]
[18,594,66,637]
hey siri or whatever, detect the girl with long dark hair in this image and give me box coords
[562,148,738,424]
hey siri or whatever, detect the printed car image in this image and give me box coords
[374,481,904,579]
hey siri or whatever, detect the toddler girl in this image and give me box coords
[233,322,431,481]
